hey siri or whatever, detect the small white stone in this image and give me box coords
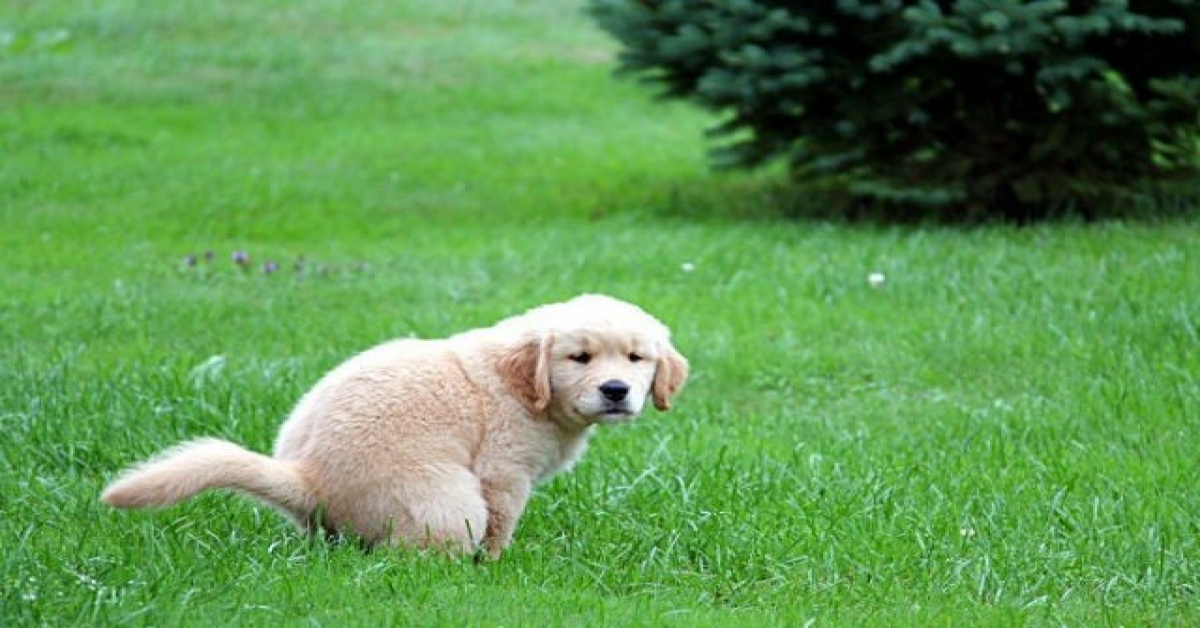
[868,272,886,287]
[681,262,696,273]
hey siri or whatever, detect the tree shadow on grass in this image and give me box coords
[640,171,1200,227]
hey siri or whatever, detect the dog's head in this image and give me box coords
[497,295,688,425]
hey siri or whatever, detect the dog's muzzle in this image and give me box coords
[598,380,630,402]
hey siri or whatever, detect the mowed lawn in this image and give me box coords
[3,1,1199,626]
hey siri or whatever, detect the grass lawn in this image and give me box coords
[3,1,1199,625]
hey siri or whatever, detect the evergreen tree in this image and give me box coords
[589,0,1200,220]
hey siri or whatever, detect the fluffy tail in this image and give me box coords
[101,438,316,521]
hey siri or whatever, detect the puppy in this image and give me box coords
[101,294,688,557]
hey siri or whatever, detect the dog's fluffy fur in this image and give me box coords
[101,294,688,556]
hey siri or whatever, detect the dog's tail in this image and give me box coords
[101,438,317,520]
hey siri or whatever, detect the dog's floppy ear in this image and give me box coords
[652,342,689,411]
[498,333,554,415]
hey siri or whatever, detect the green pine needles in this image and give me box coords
[589,0,1200,220]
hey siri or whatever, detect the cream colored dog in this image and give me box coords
[101,294,688,557]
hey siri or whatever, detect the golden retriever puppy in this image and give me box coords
[101,294,688,557]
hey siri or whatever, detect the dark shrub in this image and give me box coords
[588,0,1200,220]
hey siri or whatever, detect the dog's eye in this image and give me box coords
[568,352,592,364]
[629,353,644,363]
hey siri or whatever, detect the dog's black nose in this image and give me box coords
[598,380,630,402]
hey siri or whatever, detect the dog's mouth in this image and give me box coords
[595,403,635,420]
[572,397,639,423]
[597,401,633,415]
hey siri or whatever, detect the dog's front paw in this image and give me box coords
[473,545,504,564]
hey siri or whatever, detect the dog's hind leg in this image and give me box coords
[376,464,488,554]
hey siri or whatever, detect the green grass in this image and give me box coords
[3,1,1200,625]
